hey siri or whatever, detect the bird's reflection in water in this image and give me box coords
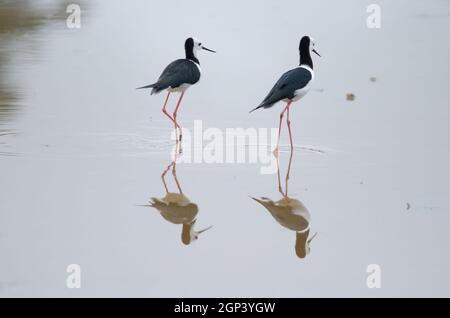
[147,143,212,245]
[251,150,317,259]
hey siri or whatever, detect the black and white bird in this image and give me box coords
[138,37,216,141]
[250,36,320,151]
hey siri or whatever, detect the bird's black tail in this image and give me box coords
[136,83,155,90]
[136,83,163,95]
[249,104,264,113]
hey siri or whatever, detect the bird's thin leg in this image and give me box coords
[173,92,185,141]
[286,101,294,150]
[162,92,175,125]
[274,104,289,154]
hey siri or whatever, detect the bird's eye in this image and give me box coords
[199,43,202,46]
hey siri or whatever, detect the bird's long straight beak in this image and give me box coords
[202,47,216,53]
[198,225,213,234]
[312,49,321,57]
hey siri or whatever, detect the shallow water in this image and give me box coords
[1,0,450,297]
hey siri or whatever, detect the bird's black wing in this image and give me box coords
[148,59,201,94]
[137,59,201,94]
[251,67,312,112]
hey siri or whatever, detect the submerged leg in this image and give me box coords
[285,147,294,196]
[276,151,286,197]
[172,163,183,194]
[161,161,175,194]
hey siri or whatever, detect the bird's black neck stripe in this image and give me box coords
[300,53,313,69]
[185,38,200,65]
[186,50,200,65]
[299,39,313,69]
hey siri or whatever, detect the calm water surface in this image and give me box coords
[1,0,450,297]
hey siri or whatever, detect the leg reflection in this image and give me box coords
[251,148,317,259]
[146,144,212,245]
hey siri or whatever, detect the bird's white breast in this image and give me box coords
[192,61,202,75]
[291,65,314,102]
[167,60,202,93]
[168,84,192,93]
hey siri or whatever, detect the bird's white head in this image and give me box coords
[299,36,320,69]
[300,36,321,57]
[192,37,203,55]
[185,37,216,60]
[181,219,213,245]
[295,230,318,259]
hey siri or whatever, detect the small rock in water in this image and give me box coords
[346,93,355,101]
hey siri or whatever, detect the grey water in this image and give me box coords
[1,0,450,297]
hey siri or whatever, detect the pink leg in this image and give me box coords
[173,92,185,141]
[275,103,290,152]
[162,92,175,124]
[286,101,294,150]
